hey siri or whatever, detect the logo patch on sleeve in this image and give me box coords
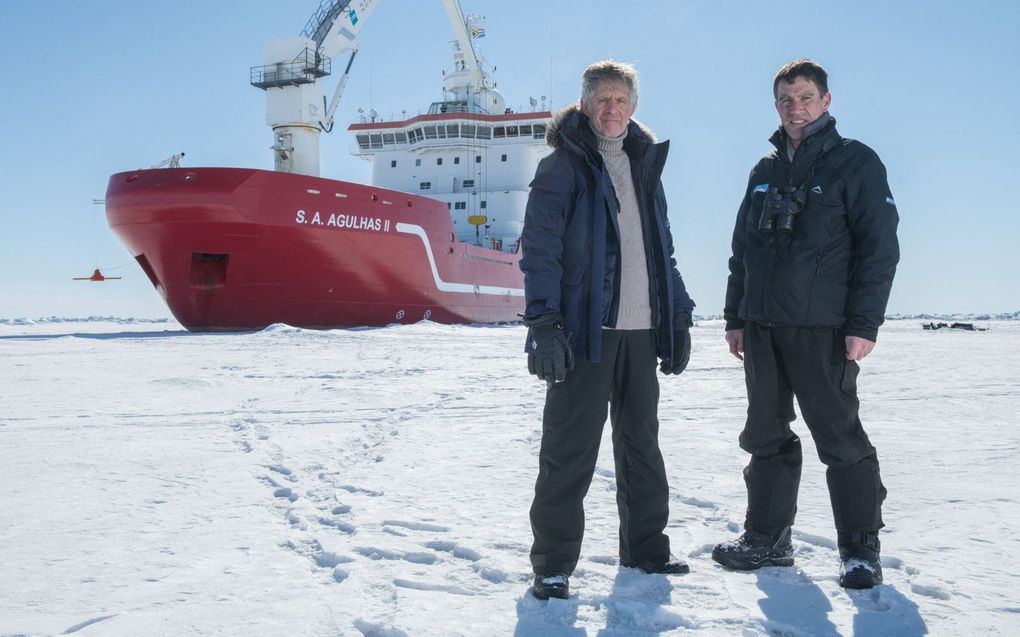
[753,183,768,193]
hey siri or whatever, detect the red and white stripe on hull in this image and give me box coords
[106,167,524,331]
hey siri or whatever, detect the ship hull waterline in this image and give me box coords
[106,168,526,331]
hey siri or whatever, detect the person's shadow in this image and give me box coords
[512,586,584,637]
[512,567,687,636]
[756,570,928,636]
[849,583,927,636]
[755,569,841,635]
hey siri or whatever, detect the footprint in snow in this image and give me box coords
[338,484,384,497]
[383,520,450,533]
[354,546,437,565]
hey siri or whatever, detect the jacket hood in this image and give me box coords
[545,104,657,149]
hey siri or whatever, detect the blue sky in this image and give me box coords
[1,0,1017,319]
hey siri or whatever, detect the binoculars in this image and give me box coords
[758,185,807,233]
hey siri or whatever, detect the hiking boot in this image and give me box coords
[838,531,883,589]
[532,574,569,600]
[839,557,883,588]
[711,527,794,571]
[622,554,690,575]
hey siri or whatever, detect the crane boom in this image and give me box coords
[249,0,503,177]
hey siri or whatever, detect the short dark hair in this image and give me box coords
[773,59,829,98]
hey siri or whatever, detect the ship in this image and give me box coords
[105,0,550,331]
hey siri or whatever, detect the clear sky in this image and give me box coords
[1,0,1018,319]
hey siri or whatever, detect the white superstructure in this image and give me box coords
[250,0,552,251]
[350,109,550,249]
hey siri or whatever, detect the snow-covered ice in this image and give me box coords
[1,318,1018,635]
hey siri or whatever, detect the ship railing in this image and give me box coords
[250,48,331,89]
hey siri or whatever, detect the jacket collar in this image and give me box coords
[769,113,841,165]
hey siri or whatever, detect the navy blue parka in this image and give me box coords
[520,105,695,363]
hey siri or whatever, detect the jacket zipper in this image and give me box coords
[806,251,824,320]
[761,244,777,326]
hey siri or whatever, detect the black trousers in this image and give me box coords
[530,329,671,576]
[739,323,886,537]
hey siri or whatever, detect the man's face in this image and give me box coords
[580,81,636,138]
[774,76,831,146]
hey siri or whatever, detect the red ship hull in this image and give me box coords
[106,168,525,331]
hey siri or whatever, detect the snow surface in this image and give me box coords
[1,319,1018,636]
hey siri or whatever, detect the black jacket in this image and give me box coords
[520,105,695,363]
[724,117,899,342]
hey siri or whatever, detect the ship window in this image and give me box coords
[475,155,481,163]
[494,126,506,138]
[436,157,443,165]
[519,125,532,135]
[436,125,447,139]
[507,126,518,136]
[424,126,437,139]
[501,154,508,162]
[420,181,431,190]
[462,179,474,188]
[480,200,487,208]
[454,202,466,210]
[477,126,491,139]
[390,160,397,167]
[533,124,546,138]
[453,157,460,165]
[461,124,476,138]
[382,133,394,145]
[396,132,407,143]
[415,158,421,166]
[369,134,383,149]
[447,124,459,137]
[356,134,370,149]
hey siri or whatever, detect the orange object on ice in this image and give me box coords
[73,268,121,282]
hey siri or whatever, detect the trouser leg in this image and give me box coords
[739,322,802,537]
[608,329,671,564]
[775,328,886,533]
[530,333,616,576]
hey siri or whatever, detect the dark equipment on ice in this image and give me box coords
[922,321,987,331]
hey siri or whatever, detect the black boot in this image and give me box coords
[711,527,794,571]
[532,574,569,600]
[838,531,882,589]
[622,554,690,575]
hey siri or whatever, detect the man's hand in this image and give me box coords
[660,315,692,375]
[725,329,744,361]
[526,320,574,384]
[845,335,875,361]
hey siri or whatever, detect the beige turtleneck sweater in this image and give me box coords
[592,124,653,330]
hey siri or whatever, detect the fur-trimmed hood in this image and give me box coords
[545,103,657,149]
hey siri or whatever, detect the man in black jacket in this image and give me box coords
[520,60,696,601]
[712,59,899,589]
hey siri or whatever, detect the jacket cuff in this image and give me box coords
[523,312,564,328]
[845,326,878,343]
[724,319,745,331]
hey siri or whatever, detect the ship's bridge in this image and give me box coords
[348,109,552,250]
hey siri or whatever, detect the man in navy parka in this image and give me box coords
[519,60,696,601]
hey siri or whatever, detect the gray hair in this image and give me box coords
[581,60,639,109]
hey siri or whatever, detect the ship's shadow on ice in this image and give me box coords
[0,330,196,341]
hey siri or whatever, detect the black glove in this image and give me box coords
[660,312,692,375]
[525,316,574,384]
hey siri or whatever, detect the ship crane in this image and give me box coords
[249,0,502,177]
